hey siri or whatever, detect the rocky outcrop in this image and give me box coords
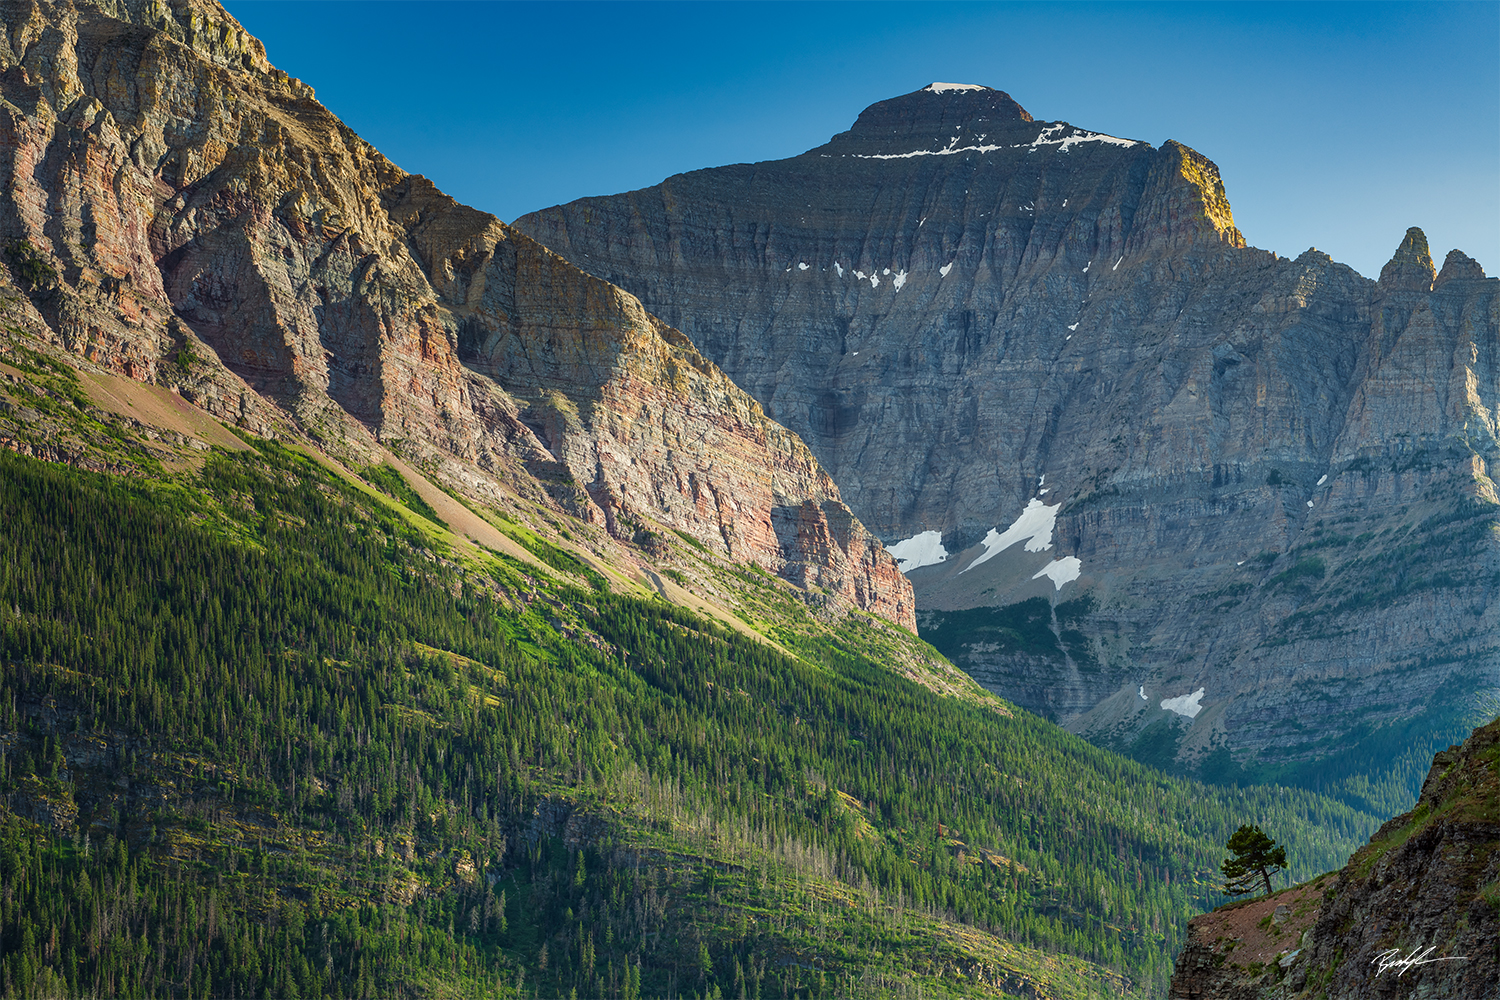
[1170,717,1500,999]
[0,0,912,628]
[516,84,1499,776]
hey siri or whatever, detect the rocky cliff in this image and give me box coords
[516,84,1499,785]
[1169,716,1499,999]
[0,0,912,629]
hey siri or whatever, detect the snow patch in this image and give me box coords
[940,262,954,278]
[834,262,845,278]
[1307,500,1314,508]
[924,83,988,94]
[885,530,949,573]
[797,262,809,271]
[1067,323,1079,331]
[1032,557,1081,590]
[1317,474,1328,486]
[844,125,1138,162]
[1028,123,1140,152]
[1112,257,1123,270]
[1160,688,1206,719]
[1138,685,1148,701]
[892,269,908,291]
[959,499,1059,575]
[851,143,1005,160]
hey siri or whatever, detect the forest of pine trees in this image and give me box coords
[0,441,1385,998]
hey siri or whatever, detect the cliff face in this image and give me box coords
[516,83,1247,542]
[1170,717,1500,1000]
[0,0,912,629]
[516,85,1499,775]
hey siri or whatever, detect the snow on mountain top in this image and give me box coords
[1028,123,1139,152]
[924,83,988,93]
[847,124,1139,162]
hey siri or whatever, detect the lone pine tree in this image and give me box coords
[1221,824,1288,897]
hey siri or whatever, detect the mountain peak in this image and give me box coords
[1434,248,1487,288]
[862,82,1033,123]
[1378,226,1436,292]
[816,84,1034,158]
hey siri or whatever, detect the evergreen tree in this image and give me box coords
[1221,824,1287,897]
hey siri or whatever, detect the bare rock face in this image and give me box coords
[517,82,1247,543]
[516,84,1500,780]
[1169,717,1500,999]
[0,0,912,629]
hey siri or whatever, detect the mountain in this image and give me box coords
[0,0,911,630]
[515,84,1500,796]
[1169,715,1499,999]
[0,5,1406,999]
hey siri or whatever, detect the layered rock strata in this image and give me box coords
[1169,716,1500,999]
[517,85,1499,774]
[0,0,912,628]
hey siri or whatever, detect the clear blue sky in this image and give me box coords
[226,1,1498,279]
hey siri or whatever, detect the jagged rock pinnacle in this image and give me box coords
[1434,247,1487,288]
[1378,226,1436,291]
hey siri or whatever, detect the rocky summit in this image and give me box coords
[0,0,912,629]
[517,84,1500,784]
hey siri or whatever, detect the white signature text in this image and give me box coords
[1372,946,1467,977]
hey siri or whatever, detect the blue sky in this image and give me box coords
[226,1,1498,279]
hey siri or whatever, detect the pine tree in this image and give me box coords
[1221,824,1287,897]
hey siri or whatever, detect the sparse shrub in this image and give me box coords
[4,240,57,291]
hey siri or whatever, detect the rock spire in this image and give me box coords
[1377,226,1437,291]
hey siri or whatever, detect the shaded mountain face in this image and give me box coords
[516,85,1500,778]
[1169,716,1500,1000]
[0,0,912,629]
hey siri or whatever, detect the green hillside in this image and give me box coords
[0,441,1384,998]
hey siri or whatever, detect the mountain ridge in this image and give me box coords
[515,84,1499,787]
[0,0,914,629]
